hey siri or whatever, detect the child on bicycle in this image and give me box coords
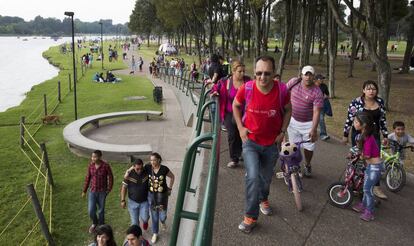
[351,112,384,221]
[387,121,414,164]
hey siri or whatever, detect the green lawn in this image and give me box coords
[0,42,161,245]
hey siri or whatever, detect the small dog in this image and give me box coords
[42,115,61,124]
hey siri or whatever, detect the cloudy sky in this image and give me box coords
[0,0,136,24]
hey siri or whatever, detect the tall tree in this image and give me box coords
[400,1,414,73]
[129,0,158,46]
[328,0,394,108]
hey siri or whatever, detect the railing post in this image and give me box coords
[43,94,47,116]
[26,184,55,246]
[68,74,72,91]
[57,81,61,103]
[20,116,25,148]
[40,143,54,187]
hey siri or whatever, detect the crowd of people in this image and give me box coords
[83,151,175,244]
[203,54,413,232]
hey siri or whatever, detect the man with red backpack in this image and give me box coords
[233,55,291,233]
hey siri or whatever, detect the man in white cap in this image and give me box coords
[286,65,324,177]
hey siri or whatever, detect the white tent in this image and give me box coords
[158,43,177,54]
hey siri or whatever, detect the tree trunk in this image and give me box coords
[327,1,337,98]
[277,0,294,78]
[401,33,414,73]
[347,0,357,78]
[247,8,251,58]
[240,0,245,61]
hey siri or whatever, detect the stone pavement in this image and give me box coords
[103,45,414,245]
[213,136,414,245]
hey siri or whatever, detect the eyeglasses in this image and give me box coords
[255,71,272,77]
[365,87,377,91]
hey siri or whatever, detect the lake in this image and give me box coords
[0,36,71,112]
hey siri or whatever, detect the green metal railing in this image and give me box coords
[158,67,221,245]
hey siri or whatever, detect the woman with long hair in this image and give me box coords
[89,224,117,246]
[342,80,389,199]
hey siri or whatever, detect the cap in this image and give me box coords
[315,74,325,80]
[301,65,315,75]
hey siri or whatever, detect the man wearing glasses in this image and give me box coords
[286,66,324,177]
[233,55,292,233]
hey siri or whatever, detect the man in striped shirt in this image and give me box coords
[286,65,323,177]
[82,150,114,233]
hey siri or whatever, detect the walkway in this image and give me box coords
[113,45,414,245]
[213,136,414,245]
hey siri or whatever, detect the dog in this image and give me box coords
[42,115,61,125]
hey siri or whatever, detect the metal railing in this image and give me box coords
[157,67,221,245]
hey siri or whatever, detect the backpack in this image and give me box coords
[242,80,289,123]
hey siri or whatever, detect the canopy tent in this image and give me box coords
[158,43,177,54]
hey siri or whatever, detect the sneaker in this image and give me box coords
[304,165,312,177]
[151,233,158,244]
[321,135,330,141]
[142,222,148,231]
[221,124,227,132]
[238,216,257,233]
[227,161,238,168]
[259,200,273,216]
[161,221,167,231]
[360,209,375,221]
[88,224,96,234]
[373,186,388,200]
[275,171,285,179]
[352,202,365,213]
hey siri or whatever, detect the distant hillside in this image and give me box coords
[0,15,129,36]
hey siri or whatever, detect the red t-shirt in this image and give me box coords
[235,81,290,146]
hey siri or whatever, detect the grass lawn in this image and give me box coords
[0,42,161,245]
[140,42,414,174]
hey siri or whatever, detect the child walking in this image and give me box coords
[352,112,384,221]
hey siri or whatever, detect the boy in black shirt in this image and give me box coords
[315,74,331,140]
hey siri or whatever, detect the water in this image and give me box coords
[0,36,71,112]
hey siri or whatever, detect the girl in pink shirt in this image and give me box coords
[352,112,384,221]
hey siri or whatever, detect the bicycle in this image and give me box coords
[381,139,413,192]
[279,140,310,211]
[327,146,366,208]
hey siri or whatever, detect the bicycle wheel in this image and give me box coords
[327,182,353,208]
[385,165,406,192]
[291,173,302,211]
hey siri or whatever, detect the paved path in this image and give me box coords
[213,136,414,245]
[108,46,414,245]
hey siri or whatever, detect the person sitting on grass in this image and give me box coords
[93,72,100,82]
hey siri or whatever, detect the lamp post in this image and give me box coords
[64,11,77,120]
[99,21,104,70]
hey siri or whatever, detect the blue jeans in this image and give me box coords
[242,139,278,219]
[88,191,107,225]
[128,198,149,226]
[363,163,384,212]
[319,111,327,137]
[148,193,167,234]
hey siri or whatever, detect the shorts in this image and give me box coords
[287,117,315,151]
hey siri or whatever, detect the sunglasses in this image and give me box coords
[255,71,272,77]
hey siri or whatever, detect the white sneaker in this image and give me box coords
[227,161,238,168]
[151,233,158,244]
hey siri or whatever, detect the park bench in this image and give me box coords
[63,111,163,160]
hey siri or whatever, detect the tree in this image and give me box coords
[129,0,158,46]
[328,0,394,109]
[400,1,414,73]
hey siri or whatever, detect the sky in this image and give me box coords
[0,0,136,24]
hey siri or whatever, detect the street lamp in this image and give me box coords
[99,21,104,70]
[64,11,78,120]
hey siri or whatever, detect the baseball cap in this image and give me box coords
[315,74,325,80]
[301,65,315,75]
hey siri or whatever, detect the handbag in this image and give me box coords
[324,98,333,117]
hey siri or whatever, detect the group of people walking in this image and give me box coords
[83,150,175,244]
[207,54,410,233]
